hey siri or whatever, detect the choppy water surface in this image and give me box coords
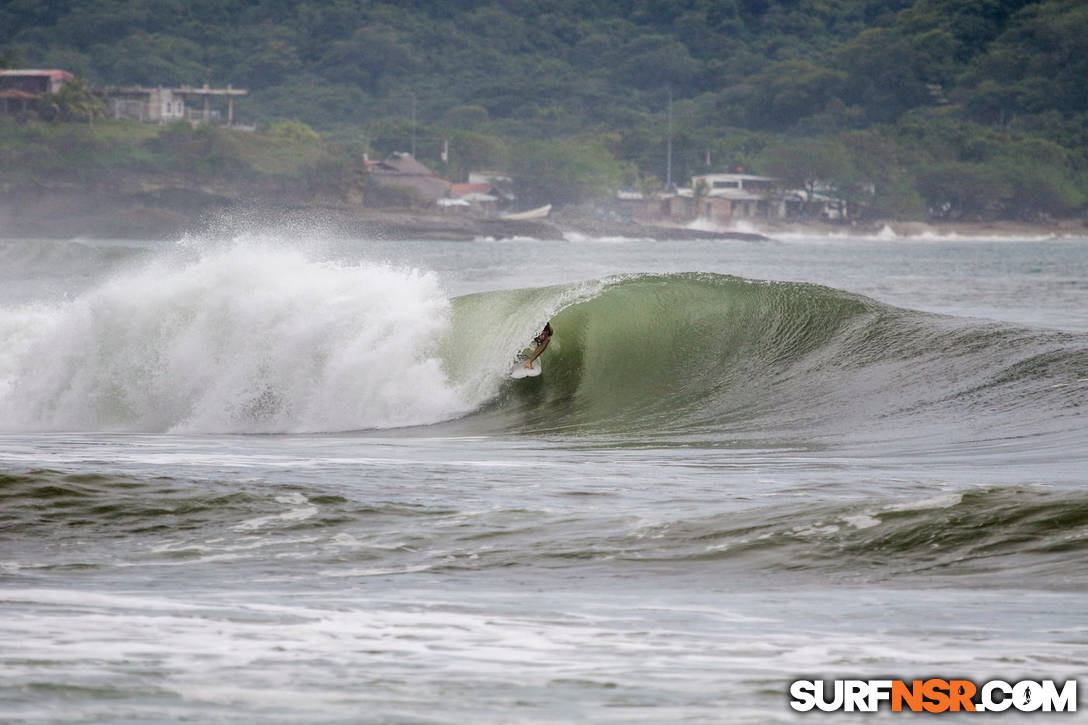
[2,231,1087,722]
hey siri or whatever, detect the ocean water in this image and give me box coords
[1,230,1087,722]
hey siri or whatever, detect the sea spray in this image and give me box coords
[3,247,1086,441]
[0,244,471,433]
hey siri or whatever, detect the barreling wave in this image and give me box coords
[1,244,1086,442]
[449,273,1088,447]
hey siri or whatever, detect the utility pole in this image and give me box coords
[665,88,673,191]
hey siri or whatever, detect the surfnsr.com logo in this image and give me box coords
[789,679,1078,713]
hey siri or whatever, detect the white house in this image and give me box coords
[657,172,858,223]
[690,173,785,221]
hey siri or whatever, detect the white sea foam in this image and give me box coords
[884,493,963,512]
[234,494,319,532]
[0,242,472,433]
[4,586,1082,722]
[562,231,650,243]
[685,218,762,236]
[843,514,882,529]
[685,216,1069,242]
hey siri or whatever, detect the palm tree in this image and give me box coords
[43,78,105,125]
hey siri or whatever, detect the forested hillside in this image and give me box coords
[2,0,1086,220]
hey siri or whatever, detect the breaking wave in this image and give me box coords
[2,244,1086,443]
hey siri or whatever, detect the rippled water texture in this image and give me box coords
[2,232,1086,722]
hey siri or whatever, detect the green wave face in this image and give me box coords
[513,274,872,435]
[445,273,1088,444]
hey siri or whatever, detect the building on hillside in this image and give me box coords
[652,173,782,223]
[371,152,434,176]
[0,69,74,113]
[657,191,695,221]
[0,69,74,94]
[100,84,246,124]
[105,87,186,123]
[653,172,857,224]
[606,189,649,219]
[794,192,855,221]
[690,173,783,222]
[448,182,514,215]
[692,173,777,195]
[368,152,453,203]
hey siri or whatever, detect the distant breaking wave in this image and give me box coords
[1,245,1086,443]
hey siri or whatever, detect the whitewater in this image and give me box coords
[1,231,1086,722]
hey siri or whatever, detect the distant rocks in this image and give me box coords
[0,179,768,242]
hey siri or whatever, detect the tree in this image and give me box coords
[235,25,303,89]
[913,161,1011,219]
[0,46,29,69]
[611,35,703,92]
[41,77,105,125]
[249,75,370,130]
[316,26,415,91]
[90,33,207,87]
[510,137,633,207]
[266,120,322,142]
[446,130,508,182]
[444,105,490,130]
[965,0,1088,117]
[833,28,934,123]
[759,137,853,201]
[747,61,848,130]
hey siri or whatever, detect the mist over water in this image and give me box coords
[2,232,1087,722]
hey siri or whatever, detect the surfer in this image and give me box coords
[523,322,553,369]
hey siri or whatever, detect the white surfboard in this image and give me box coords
[511,359,542,379]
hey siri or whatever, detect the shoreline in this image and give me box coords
[1,184,1084,242]
[0,185,768,242]
[683,217,1088,241]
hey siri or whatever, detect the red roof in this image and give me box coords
[449,183,493,198]
[0,69,75,82]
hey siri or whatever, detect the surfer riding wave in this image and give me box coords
[523,322,552,369]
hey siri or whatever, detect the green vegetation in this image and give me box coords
[0,117,347,184]
[2,0,1086,220]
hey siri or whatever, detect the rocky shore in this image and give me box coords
[0,181,768,242]
[2,180,1083,242]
